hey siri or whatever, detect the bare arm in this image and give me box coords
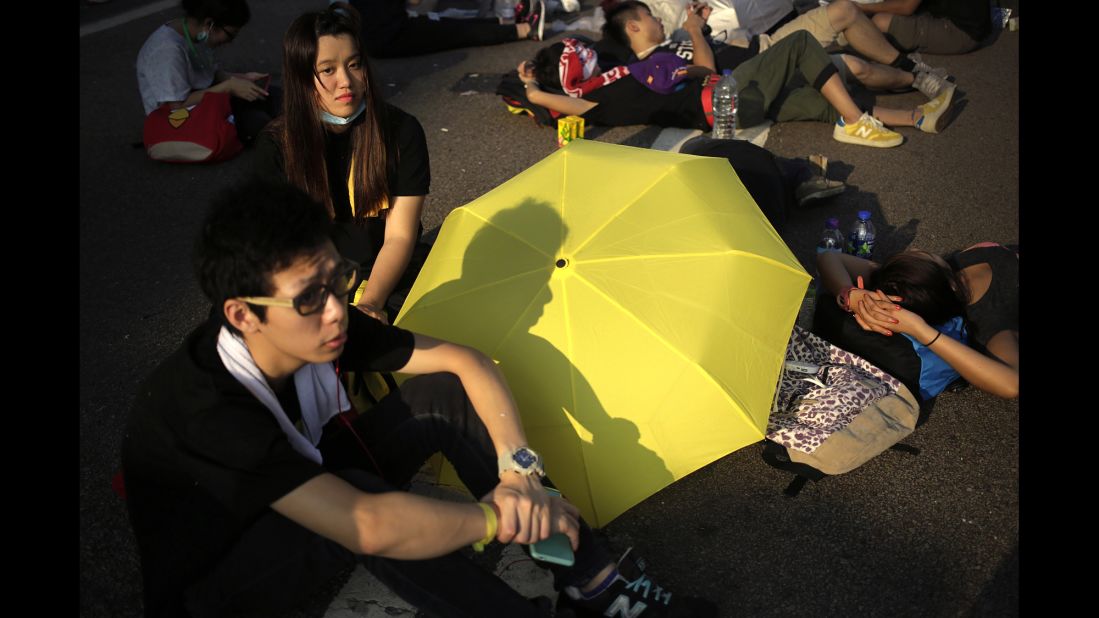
[683,6,716,73]
[355,195,425,324]
[857,0,921,16]
[395,334,561,544]
[854,294,1019,398]
[816,251,880,296]
[272,473,494,558]
[516,61,599,116]
[162,74,269,110]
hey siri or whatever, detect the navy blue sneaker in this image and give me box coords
[556,549,718,617]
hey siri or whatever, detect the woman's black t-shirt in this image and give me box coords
[253,104,430,269]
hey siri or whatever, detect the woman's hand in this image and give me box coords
[354,302,389,324]
[517,61,538,86]
[850,288,901,335]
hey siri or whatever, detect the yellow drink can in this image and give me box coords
[557,115,585,148]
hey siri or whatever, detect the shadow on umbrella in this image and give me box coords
[409,200,674,520]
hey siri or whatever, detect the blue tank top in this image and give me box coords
[901,316,968,400]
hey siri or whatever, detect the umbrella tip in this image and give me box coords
[555,258,568,269]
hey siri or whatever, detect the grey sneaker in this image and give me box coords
[807,153,828,178]
[907,52,950,79]
[913,70,951,100]
[796,177,846,207]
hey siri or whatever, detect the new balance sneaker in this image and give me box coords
[796,177,847,207]
[556,549,718,617]
[527,0,546,41]
[915,81,956,134]
[907,52,950,79]
[912,70,950,100]
[833,113,903,148]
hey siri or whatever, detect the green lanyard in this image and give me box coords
[181,19,212,71]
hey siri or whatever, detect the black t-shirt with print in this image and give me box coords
[122,309,415,615]
[582,75,712,130]
[253,103,430,269]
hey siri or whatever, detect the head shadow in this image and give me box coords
[402,198,674,524]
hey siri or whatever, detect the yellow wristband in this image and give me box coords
[472,502,497,553]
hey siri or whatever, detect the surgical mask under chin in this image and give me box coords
[320,101,366,126]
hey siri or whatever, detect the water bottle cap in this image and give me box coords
[857,210,871,220]
[722,69,732,76]
[826,217,839,229]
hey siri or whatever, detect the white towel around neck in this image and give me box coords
[216,326,348,463]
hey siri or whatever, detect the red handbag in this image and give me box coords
[142,91,243,163]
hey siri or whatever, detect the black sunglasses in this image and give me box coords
[238,259,360,316]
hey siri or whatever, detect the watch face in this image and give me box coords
[513,448,537,468]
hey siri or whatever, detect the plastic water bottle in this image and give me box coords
[711,69,738,139]
[845,210,876,259]
[494,0,515,20]
[816,217,844,254]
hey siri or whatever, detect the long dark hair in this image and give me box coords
[271,2,393,222]
[867,249,970,326]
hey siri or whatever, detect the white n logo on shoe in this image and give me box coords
[854,124,874,138]
[604,595,648,617]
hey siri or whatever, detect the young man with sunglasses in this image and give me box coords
[122,180,716,617]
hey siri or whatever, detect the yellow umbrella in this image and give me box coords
[395,139,810,526]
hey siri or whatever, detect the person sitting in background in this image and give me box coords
[136,0,278,143]
[857,0,992,55]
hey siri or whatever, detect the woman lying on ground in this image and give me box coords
[254,2,430,323]
[816,244,1018,399]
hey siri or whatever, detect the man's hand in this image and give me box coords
[683,9,707,33]
[482,479,581,549]
[688,1,712,22]
[485,473,551,545]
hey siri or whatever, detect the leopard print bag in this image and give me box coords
[765,326,920,477]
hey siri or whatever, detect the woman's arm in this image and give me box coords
[854,293,1019,399]
[516,62,599,116]
[816,251,880,295]
[356,195,425,323]
[164,74,268,110]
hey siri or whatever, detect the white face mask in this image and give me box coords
[319,100,366,126]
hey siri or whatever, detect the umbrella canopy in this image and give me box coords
[395,139,810,526]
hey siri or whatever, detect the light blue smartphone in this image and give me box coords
[529,487,576,567]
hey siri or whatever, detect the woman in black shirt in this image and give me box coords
[255,2,430,323]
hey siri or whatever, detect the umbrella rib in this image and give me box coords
[460,206,559,260]
[567,167,675,257]
[402,265,553,313]
[580,250,809,278]
[556,278,601,525]
[571,272,777,431]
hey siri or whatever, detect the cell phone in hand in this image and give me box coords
[256,74,271,91]
[529,487,576,567]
